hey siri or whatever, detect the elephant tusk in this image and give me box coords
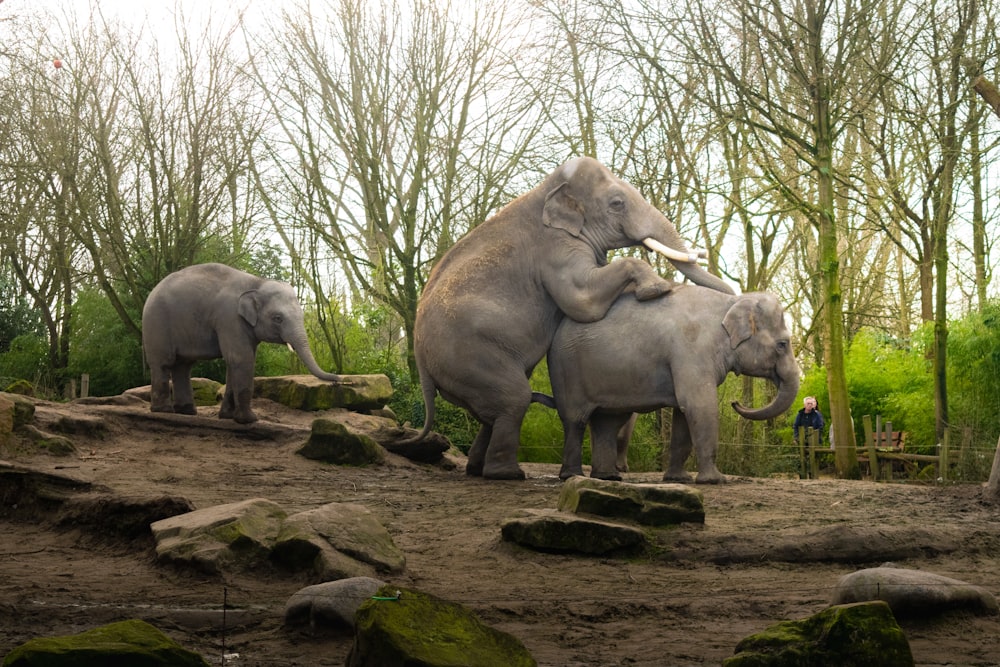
[287,343,295,352]
[643,238,708,264]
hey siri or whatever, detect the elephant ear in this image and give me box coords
[542,182,585,237]
[722,297,757,349]
[238,290,260,327]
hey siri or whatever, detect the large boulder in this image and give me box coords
[0,392,35,434]
[2,618,209,667]
[297,419,387,466]
[284,577,386,633]
[254,374,393,412]
[151,498,289,574]
[724,601,914,667]
[500,509,647,555]
[347,585,536,667]
[272,503,405,579]
[151,498,404,580]
[831,565,999,617]
[558,476,705,526]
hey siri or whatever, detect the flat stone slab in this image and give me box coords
[254,374,393,412]
[831,565,1000,617]
[500,509,647,555]
[558,476,705,526]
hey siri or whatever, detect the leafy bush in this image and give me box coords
[67,289,145,396]
[0,334,50,389]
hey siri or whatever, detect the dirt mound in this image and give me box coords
[2,398,999,666]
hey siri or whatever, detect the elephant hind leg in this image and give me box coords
[589,412,632,480]
[171,363,197,415]
[480,392,531,481]
[465,425,491,477]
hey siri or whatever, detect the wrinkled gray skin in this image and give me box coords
[547,285,800,483]
[405,157,733,480]
[142,263,344,424]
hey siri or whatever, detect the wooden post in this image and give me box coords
[862,415,880,480]
[883,420,893,481]
[798,428,807,479]
[810,429,820,479]
[939,427,951,482]
[68,378,77,400]
[985,435,1000,502]
[80,374,90,399]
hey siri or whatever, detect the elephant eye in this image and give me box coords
[609,198,626,212]
[776,340,789,352]
[272,314,284,325]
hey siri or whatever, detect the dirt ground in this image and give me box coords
[2,397,1000,667]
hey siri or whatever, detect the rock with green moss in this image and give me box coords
[558,476,705,526]
[254,374,393,412]
[500,509,647,555]
[3,380,34,397]
[0,392,35,428]
[150,498,405,580]
[2,618,209,666]
[151,498,288,574]
[347,586,536,667]
[190,378,223,406]
[724,601,914,667]
[297,418,386,466]
[272,503,405,579]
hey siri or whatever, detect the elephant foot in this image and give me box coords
[231,410,259,425]
[465,463,484,477]
[634,279,674,301]
[591,470,622,481]
[150,404,175,414]
[174,403,197,416]
[663,470,695,483]
[482,464,526,480]
[695,470,727,484]
[559,465,584,480]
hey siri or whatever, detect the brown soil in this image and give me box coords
[2,398,1000,667]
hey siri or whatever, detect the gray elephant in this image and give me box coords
[402,157,733,480]
[546,284,800,483]
[142,263,344,424]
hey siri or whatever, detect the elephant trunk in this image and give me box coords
[285,328,344,384]
[731,364,800,421]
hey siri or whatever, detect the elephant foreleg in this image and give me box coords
[221,361,258,424]
[149,365,174,413]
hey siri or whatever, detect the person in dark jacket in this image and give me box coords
[793,396,825,443]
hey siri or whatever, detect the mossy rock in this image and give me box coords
[558,476,705,526]
[297,419,386,466]
[254,374,393,412]
[0,392,35,428]
[2,618,209,666]
[3,380,34,397]
[724,601,914,667]
[347,586,536,667]
[190,378,222,406]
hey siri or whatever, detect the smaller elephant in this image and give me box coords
[142,263,345,424]
[545,285,800,483]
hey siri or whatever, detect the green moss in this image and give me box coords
[348,586,535,667]
[725,601,914,667]
[3,619,209,666]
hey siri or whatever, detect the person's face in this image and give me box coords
[804,399,815,412]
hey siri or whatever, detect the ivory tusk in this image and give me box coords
[642,238,709,263]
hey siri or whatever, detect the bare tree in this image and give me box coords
[247,0,546,381]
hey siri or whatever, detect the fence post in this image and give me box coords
[810,429,820,479]
[80,374,90,399]
[862,415,880,480]
[939,427,951,482]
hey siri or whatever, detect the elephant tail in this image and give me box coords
[395,371,439,445]
[531,392,556,409]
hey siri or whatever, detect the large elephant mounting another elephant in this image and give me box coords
[545,285,800,483]
[142,263,345,424]
[402,156,734,480]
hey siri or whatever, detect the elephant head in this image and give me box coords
[541,157,734,295]
[237,282,343,383]
[722,293,801,420]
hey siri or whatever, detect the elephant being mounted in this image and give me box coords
[402,157,733,479]
[545,285,801,483]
